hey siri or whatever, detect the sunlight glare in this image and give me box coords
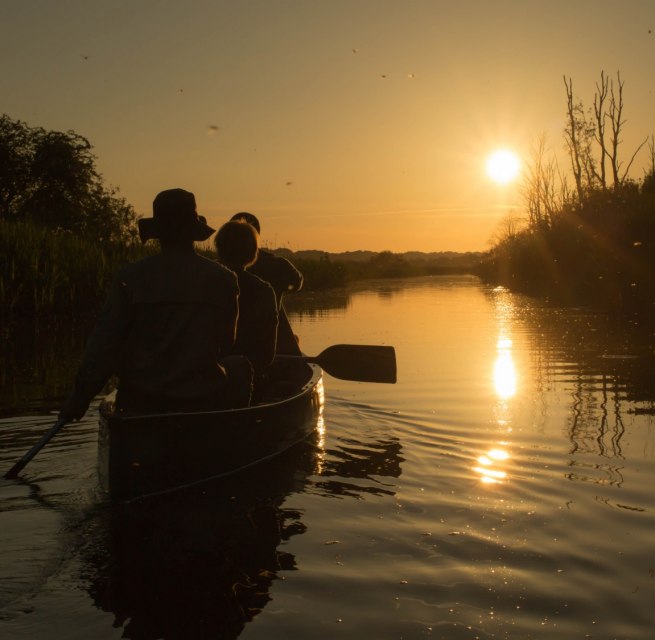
[486,149,521,184]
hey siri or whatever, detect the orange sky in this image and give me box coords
[3,1,654,252]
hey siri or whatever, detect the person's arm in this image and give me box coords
[59,275,133,421]
[252,251,304,298]
[278,256,303,293]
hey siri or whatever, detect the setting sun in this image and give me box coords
[486,149,521,184]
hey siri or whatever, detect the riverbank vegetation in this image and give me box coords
[1,218,154,320]
[2,215,480,321]
[478,72,655,317]
[0,114,145,322]
[290,249,482,289]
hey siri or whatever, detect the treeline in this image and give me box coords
[1,217,481,322]
[478,72,655,316]
[292,250,482,289]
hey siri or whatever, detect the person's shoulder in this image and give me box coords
[194,253,238,284]
[242,270,276,300]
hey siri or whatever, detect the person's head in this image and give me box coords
[138,189,215,245]
[214,220,259,269]
[229,211,261,234]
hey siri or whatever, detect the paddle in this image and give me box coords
[4,417,67,479]
[287,344,397,383]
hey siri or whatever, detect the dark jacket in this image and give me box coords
[247,249,303,355]
[68,247,239,413]
[231,268,278,379]
[248,249,303,309]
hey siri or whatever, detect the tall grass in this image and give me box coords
[1,218,152,321]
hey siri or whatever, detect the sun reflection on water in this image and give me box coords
[475,446,510,484]
[476,289,518,485]
[313,379,327,475]
[494,338,517,399]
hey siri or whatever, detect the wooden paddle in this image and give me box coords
[4,417,67,479]
[290,344,397,383]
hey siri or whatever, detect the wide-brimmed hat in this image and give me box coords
[138,188,216,243]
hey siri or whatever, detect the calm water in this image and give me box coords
[2,275,655,639]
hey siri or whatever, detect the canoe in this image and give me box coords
[4,344,391,487]
[98,358,324,501]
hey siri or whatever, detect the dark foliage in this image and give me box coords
[0,114,137,242]
[478,177,655,316]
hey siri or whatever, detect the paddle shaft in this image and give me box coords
[4,418,67,479]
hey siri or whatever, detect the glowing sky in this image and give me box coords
[2,1,654,252]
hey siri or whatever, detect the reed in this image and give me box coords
[1,219,152,321]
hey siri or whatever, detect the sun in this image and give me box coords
[486,149,521,184]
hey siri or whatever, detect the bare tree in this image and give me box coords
[489,211,526,246]
[642,135,655,194]
[592,71,609,190]
[564,72,647,196]
[607,72,648,187]
[563,76,585,201]
[522,134,566,228]
[647,135,655,177]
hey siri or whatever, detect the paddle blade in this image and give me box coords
[312,344,397,383]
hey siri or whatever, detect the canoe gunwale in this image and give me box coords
[100,363,322,422]
[98,362,324,501]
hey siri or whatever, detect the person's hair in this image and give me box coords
[214,220,259,268]
[229,211,261,234]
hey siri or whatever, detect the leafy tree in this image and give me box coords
[0,114,137,242]
[0,116,33,219]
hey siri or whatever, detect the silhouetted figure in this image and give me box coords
[215,220,278,401]
[230,212,303,354]
[60,188,251,420]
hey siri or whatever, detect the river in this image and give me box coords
[1,275,654,639]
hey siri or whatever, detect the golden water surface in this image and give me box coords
[2,275,655,639]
